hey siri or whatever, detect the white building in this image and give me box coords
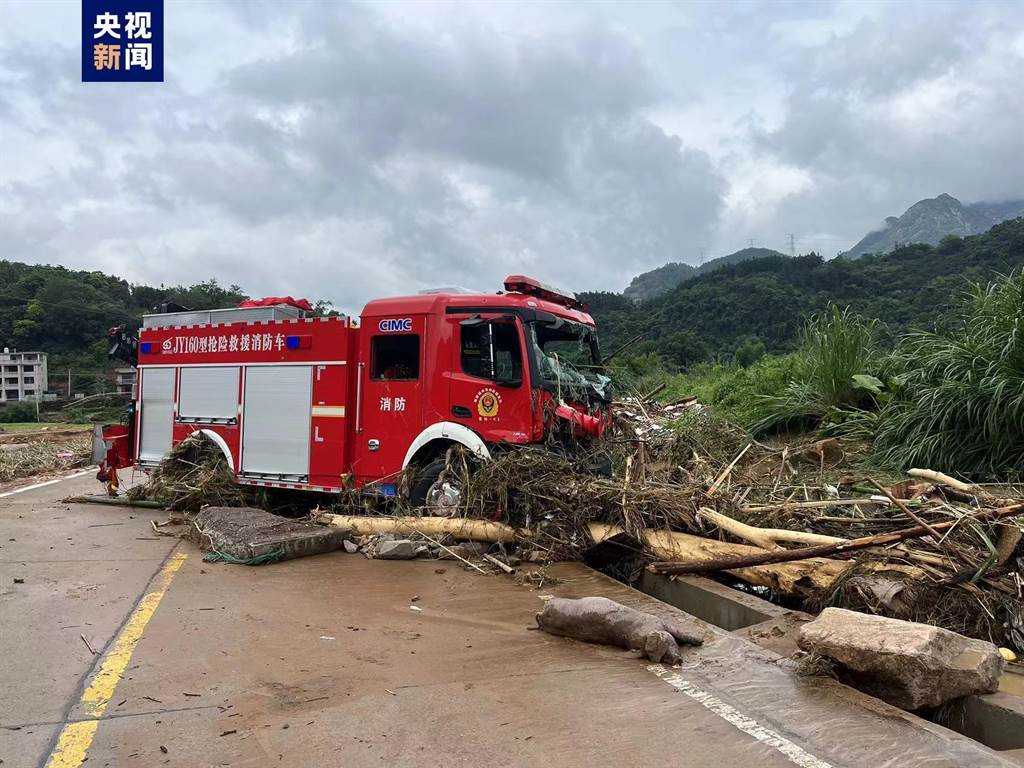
[115,367,137,397]
[0,348,48,402]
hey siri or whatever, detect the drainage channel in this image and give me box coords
[630,570,1024,759]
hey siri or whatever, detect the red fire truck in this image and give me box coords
[98,276,611,505]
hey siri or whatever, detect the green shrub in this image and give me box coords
[872,271,1024,478]
[0,401,39,423]
[749,306,882,434]
[734,338,766,367]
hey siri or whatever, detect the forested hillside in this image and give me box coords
[584,217,1024,366]
[0,261,247,384]
[622,247,786,301]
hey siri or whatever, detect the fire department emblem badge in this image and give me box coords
[474,388,501,419]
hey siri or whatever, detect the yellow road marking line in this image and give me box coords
[45,551,187,768]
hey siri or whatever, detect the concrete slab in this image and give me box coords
[638,572,792,631]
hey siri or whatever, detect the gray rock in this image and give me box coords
[797,607,1004,710]
[342,540,359,554]
[373,539,425,560]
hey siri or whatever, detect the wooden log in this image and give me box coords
[313,513,922,595]
[698,508,845,550]
[587,522,920,595]
[649,503,1024,576]
[868,478,944,543]
[907,468,992,499]
[314,513,520,543]
[64,495,167,509]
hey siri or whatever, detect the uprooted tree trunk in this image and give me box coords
[314,512,520,543]
[587,522,922,593]
[315,512,921,595]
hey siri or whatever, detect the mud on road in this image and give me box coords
[0,473,1018,768]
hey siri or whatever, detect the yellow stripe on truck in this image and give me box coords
[312,405,346,417]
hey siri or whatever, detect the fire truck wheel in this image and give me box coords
[409,457,460,510]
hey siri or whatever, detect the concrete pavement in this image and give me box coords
[1,472,1019,768]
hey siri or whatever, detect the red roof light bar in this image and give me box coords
[503,274,580,309]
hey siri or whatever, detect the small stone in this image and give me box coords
[343,540,359,554]
[373,539,421,560]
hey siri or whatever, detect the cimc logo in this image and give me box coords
[82,0,164,82]
[378,318,413,333]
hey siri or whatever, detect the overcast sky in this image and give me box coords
[2,0,1024,313]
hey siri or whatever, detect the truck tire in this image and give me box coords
[408,457,448,509]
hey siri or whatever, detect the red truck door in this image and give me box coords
[352,315,425,483]
[447,313,533,444]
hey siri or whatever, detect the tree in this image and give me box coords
[735,338,766,367]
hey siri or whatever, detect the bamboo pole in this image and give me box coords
[741,497,888,513]
[706,443,750,497]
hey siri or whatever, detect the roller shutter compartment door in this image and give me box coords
[241,366,312,478]
[178,366,240,422]
[138,368,176,463]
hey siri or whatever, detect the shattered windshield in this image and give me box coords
[529,319,611,401]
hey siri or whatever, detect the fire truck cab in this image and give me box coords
[100,276,611,504]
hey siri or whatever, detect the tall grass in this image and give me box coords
[749,306,881,435]
[873,272,1024,478]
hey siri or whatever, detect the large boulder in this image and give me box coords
[798,607,1004,710]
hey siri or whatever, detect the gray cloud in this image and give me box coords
[0,0,1023,307]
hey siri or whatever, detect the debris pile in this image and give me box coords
[128,434,254,511]
[130,401,1024,650]
[0,429,90,483]
[427,402,1024,651]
